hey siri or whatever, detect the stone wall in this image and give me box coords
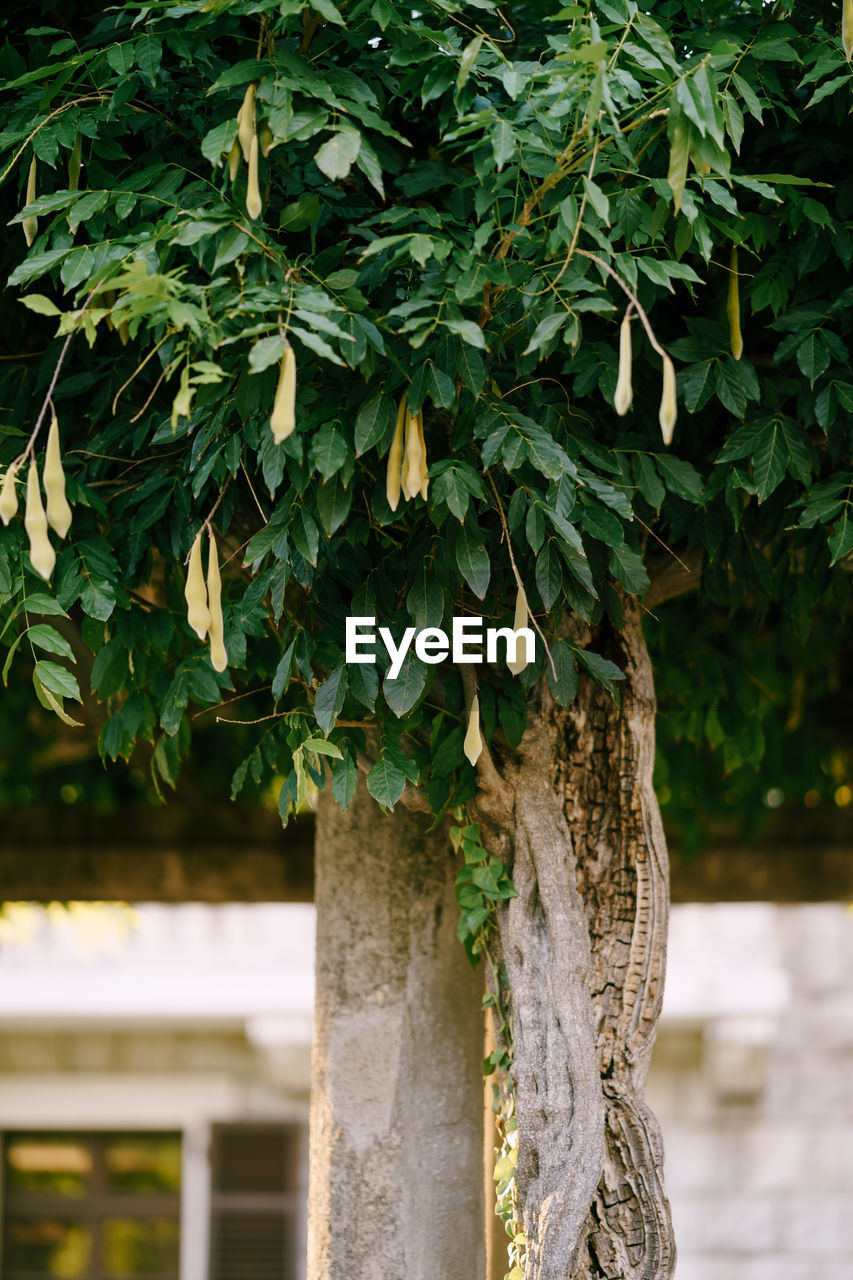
[649,904,853,1280]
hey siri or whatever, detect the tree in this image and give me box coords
[1,1,851,1275]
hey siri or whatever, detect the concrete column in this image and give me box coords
[308,778,485,1280]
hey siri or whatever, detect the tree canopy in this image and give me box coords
[1,0,852,852]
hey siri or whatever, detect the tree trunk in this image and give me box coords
[308,775,486,1280]
[484,598,676,1279]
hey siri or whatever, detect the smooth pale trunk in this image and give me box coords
[308,776,485,1280]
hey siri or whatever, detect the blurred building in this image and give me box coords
[0,901,851,1280]
[0,904,314,1280]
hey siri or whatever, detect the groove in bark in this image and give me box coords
[480,597,674,1280]
[495,716,607,1277]
[563,597,675,1280]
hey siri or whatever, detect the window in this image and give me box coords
[1,1132,181,1280]
[208,1124,304,1280]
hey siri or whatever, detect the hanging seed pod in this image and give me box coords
[403,410,422,501]
[463,693,483,766]
[844,0,853,60]
[43,411,72,538]
[259,120,275,157]
[270,344,296,443]
[727,247,743,361]
[386,395,406,512]
[659,355,677,447]
[22,156,37,248]
[227,139,242,182]
[0,463,19,526]
[236,83,256,162]
[246,130,263,221]
[184,531,210,641]
[614,311,633,416]
[206,530,228,673]
[417,412,429,499]
[508,586,529,676]
[68,133,83,191]
[24,461,55,580]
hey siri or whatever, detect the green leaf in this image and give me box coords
[18,294,61,316]
[457,34,483,89]
[348,660,379,711]
[583,176,610,225]
[667,101,690,215]
[315,129,361,181]
[455,522,490,598]
[655,455,703,503]
[384,650,427,716]
[546,638,578,707]
[314,663,347,733]
[575,648,624,698]
[311,0,345,22]
[367,757,406,809]
[34,659,82,703]
[355,393,393,454]
[443,317,487,350]
[492,120,515,170]
[535,540,562,611]
[609,544,650,595]
[752,421,787,503]
[303,737,344,759]
[27,623,74,659]
[332,753,357,809]
[310,423,348,479]
[249,335,285,374]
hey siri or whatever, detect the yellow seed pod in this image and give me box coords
[227,139,241,183]
[68,133,83,191]
[206,531,228,673]
[270,345,297,443]
[508,586,529,676]
[0,463,19,526]
[386,395,406,512]
[659,355,677,447]
[613,312,633,416]
[463,694,483,766]
[727,247,743,361]
[24,461,55,581]
[22,156,38,248]
[43,411,72,538]
[417,412,429,499]
[236,83,256,162]
[184,531,210,641]
[403,410,422,501]
[246,130,263,221]
[259,120,275,157]
[844,0,853,60]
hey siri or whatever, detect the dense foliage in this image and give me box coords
[1,0,852,855]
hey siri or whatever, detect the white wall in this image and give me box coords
[649,904,853,1280]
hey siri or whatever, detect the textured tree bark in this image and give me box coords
[308,774,485,1280]
[563,599,675,1280]
[480,597,675,1280]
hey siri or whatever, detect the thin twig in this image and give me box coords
[15,288,98,464]
[128,361,174,423]
[575,249,668,360]
[240,459,268,522]
[633,511,692,574]
[112,333,172,414]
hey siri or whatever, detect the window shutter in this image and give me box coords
[208,1124,303,1280]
